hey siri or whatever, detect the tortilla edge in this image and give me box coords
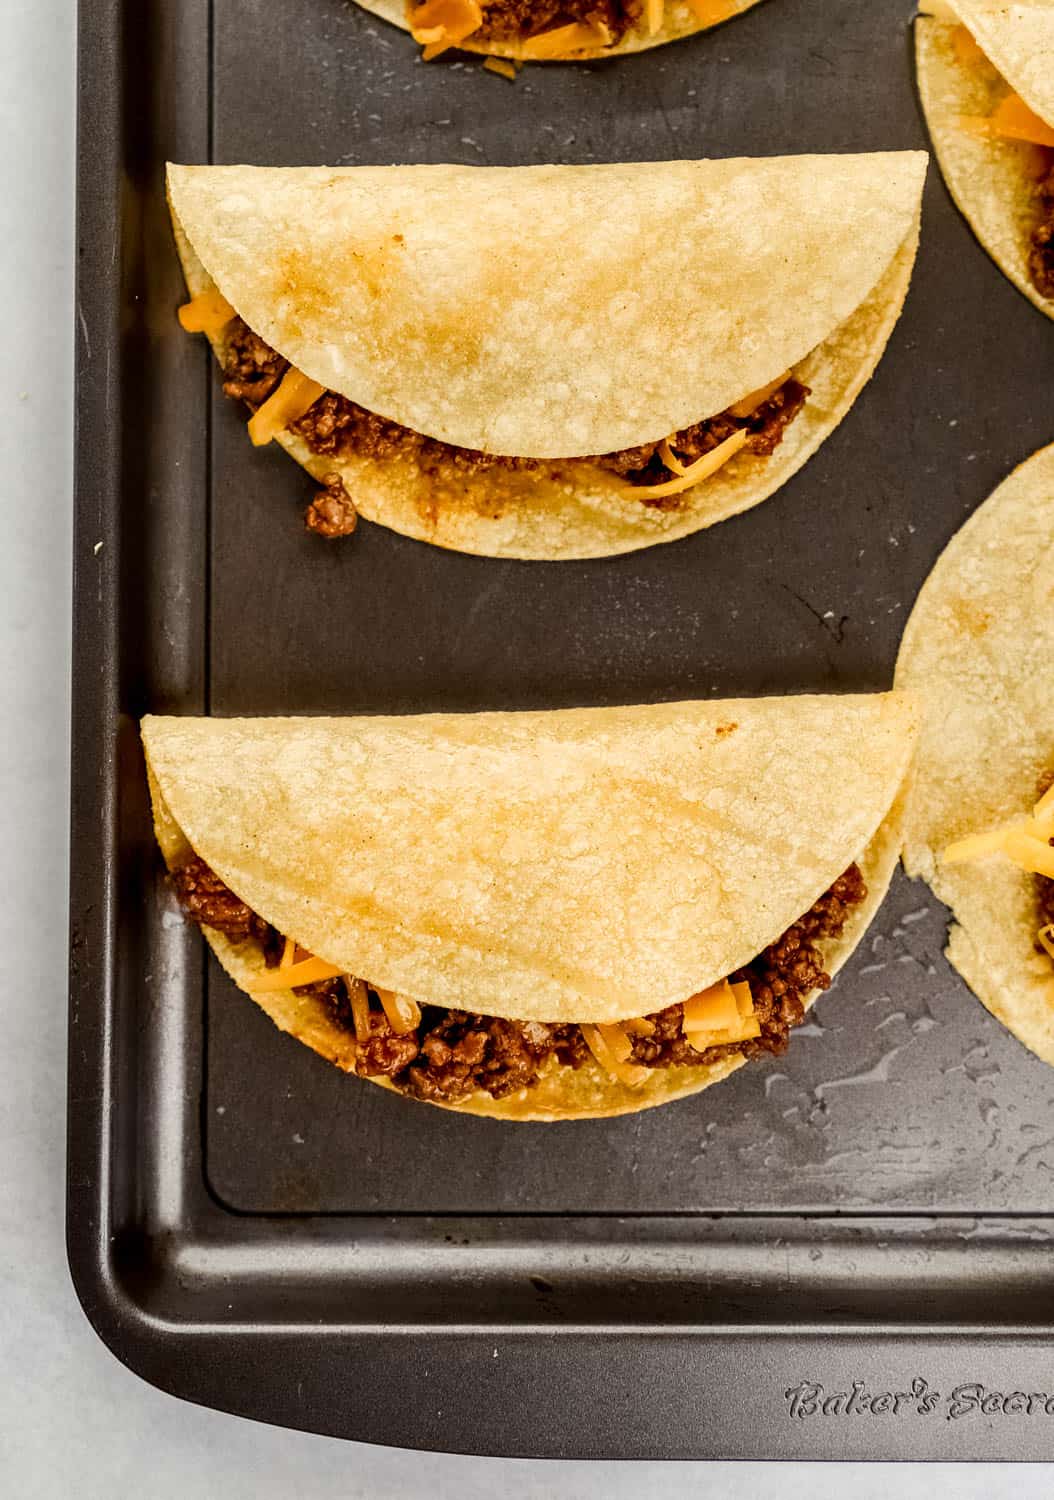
[915,13,1054,324]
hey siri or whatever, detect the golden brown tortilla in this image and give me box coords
[896,443,1054,1064]
[168,157,924,559]
[143,696,917,1119]
[916,1,1054,321]
[356,0,764,62]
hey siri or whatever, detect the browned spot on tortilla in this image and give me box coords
[716,722,738,738]
[950,596,992,638]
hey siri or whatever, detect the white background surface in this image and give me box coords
[2,1,1052,1493]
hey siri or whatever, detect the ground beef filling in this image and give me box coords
[470,0,642,45]
[171,856,283,963]
[1029,162,1054,300]
[305,473,358,538]
[172,852,866,1101]
[220,319,808,500]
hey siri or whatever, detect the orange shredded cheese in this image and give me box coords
[518,22,612,58]
[728,370,791,419]
[581,1024,650,1088]
[1034,781,1054,823]
[942,792,1054,878]
[624,428,747,501]
[682,980,741,1035]
[731,979,754,1021]
[347,977,373,1042]
[681,978,759,1049]
[1003,832,1054,880]
[951,23,985,67]
[279,935,296,970]
[687,1017,762,1049]
[177,289,236,336]
[622,1017,656,1037]
[376,988,423,1034]
[657,439,688,476]
[645,0,665,36]
[252,955,343,992]
[409,0,483,58]
[247,367,326,447]
[687,0,736,23]
[958,92,1054,148]
[483,56,519,79]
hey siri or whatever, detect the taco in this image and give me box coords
[168,156,926,560]
[896,443,1054,1064]
[916,1,1054,319]
[142,695,918,1120]
[356,0,763,65]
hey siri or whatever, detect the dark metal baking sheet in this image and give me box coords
[70,0,1054,1458]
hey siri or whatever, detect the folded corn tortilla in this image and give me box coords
[168,156,925,559]
[357,0,764,62]
[916,1,1054,320]
[896,443,1054,1063]
[142,694,918,1119]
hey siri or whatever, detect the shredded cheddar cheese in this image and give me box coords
[252,955,344,992]
[622,1017,656,1037]
[687,0,736,23]
[942,787,1054,875]
[944,789,1054,862]
[957,91,1054,148]
[681,978,759,1050]
[376,988,423,1034]
[657,439,688,476]
[518,22,612,58]
[279,934,296,970]
[645,0,665,36]
[1003,832,1054,880]
[347,977,373,1042]
[409,0,483,57]
[624,427,748,501]
[1039,926,1054,963]
[247,367,326,447]
[728,371,791,420]
[951,23,985,67]
[178,289,236,336]
[483,56,519,79]
[581,1024,650,1088]
[682,979,741,1034]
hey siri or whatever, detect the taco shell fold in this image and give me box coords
[143,697,917,1118]
[916,1,1054,319]
[168,156,924,559]
[896,442,1054,1064]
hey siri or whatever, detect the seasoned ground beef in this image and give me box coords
[601,378,811,509]
[305,473,359,538]
[171,848,865,1101]
[290,390,542,476]
[472,0,642,45]
[627,864,867,1068]
[171,855,278,952]
[221,321,287,405]
[219,316,808,497]
[1029,163,1054,300]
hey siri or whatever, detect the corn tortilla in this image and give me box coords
[916,2,1054,321]
[896,443,1054,1064]
[168,157,924,559]
[143,696,917,1119]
